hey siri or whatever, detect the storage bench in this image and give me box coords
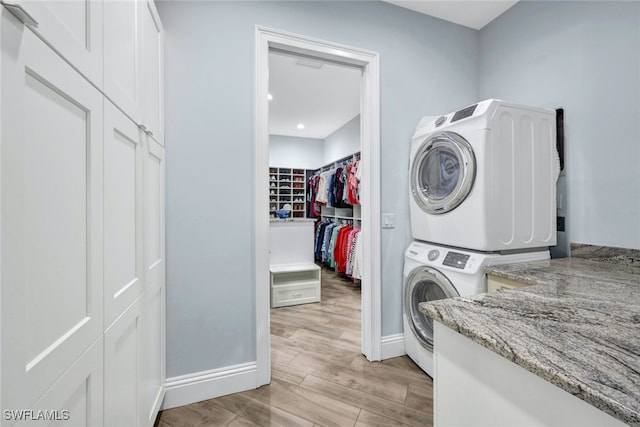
[270,263,321,308]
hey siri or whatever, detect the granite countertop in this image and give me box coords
[420,246,640,425]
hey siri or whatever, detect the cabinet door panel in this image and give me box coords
[104,100,144,327]
[140,0,163,145]
[103,0,140,122]
[140,283,165,426]
[1,12,103,412]
[104,297,143,427]
[140,136,165,426]
[144,137,165,286]
[19,338,104,427]
[7,0,103,86]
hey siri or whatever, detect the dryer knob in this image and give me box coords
[428,250,440,261]
[435,116,446,127]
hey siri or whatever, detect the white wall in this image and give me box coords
[270,116,360,171]
[157,0,477,378]
[479,1,640,250]
[269,134,324,169]
[323,115,360,164]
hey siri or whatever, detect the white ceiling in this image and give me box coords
[384,0,519,30]
[268,52,361,139]
[268,1,518,140]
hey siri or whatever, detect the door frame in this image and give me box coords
[254,25,381,386]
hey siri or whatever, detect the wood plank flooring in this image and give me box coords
[156,268,433,427]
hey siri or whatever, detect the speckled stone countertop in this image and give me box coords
[420,246,640,425]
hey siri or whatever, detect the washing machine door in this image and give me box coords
[404,266,459,351]
[411,131,476,214]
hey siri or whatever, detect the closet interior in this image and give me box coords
[267,49,363,319]
[311,152,363,284]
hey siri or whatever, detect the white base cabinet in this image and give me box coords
[433,322,626,427]
[27,339,105,427]
[104,298,143,427]
[140,280,166,424]
[1,2,165,426]
[140,134,166,424]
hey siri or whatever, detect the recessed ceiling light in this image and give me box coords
[297,123,305,129]
[267,93,273,101]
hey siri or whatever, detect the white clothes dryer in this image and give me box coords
[403,240,549,377]
[409,99,559,252]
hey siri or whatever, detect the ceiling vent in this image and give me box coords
[296,58,324,69]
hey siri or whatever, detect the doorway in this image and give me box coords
[255,26,381,386]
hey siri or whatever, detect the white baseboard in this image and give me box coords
[162,336,404,410]
[381,333,406,360]
[162,362,257,410]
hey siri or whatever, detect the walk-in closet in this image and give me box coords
[267,49,364,356]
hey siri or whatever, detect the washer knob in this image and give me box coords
[435,116,446,127]
[428,249,439,261]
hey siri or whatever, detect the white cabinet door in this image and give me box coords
[144,137,165,296]
[104,100,144,328]
[18,339,104,427]
[104,297,143,427]
[1,10,103,414]
[103,0,141,123]
[140,0,163,145]
[2,0,104,87]
[139,275,165,427]
[139,136,165,426]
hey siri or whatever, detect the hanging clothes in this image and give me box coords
[316,172,329,204]
[350,231,363,280]
[309,153,361,214]
[333,223,353,272]
[345,227,360,276]
[347,160,360,205]
[321,222,336,262]
[308,175,321,217]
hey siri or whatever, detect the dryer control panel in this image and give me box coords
[451,104,478,123]
[443,251,470,269]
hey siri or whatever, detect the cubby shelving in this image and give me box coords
[269,167,308,218]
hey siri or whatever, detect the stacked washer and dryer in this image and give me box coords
[404,99,560,376]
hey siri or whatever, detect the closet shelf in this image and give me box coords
[268,166,313,218]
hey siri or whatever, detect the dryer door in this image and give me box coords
[411,131,476,214]
[404,266,459,351]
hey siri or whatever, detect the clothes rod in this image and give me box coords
[314,151,361,174]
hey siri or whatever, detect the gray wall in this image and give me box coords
[323,115,361,164]
[157,0,477,377]
[478,1,640,251]
[269,135,324,169]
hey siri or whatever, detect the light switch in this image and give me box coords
[382,213,396,229]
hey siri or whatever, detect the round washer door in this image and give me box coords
[404,266,459,351]
[411,131,476,214]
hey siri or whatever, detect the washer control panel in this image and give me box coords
[443,251,470,269]
[427,249,440,261]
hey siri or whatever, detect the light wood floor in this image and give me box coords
[156,268,433,427]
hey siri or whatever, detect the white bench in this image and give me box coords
[270,263,321,308]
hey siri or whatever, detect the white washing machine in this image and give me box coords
[403,240,549,377]
[409,99,559,252]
